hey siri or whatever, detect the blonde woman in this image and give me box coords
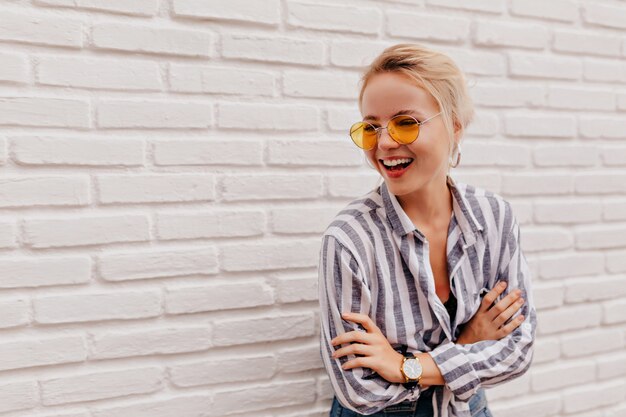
[318,44,537,417]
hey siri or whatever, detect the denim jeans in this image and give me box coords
[329,387,493,417]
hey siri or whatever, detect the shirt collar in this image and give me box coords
[379,174,484,246]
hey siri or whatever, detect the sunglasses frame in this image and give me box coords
[349,111,442,150]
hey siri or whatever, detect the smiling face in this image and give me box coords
[360,71,454,198]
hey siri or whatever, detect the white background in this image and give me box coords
[0,0,625,416]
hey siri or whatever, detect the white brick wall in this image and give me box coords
[0,1,624,416]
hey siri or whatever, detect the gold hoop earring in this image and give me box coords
[363,155,377,170]
[450,143,462,168]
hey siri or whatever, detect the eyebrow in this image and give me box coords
[363,109,423,121]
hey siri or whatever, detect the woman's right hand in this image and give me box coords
[456,281,525,345]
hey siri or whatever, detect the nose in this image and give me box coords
[377,127,400,151]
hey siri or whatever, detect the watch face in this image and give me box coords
[403,358,423,379]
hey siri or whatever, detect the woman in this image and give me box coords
[318,44,537,417]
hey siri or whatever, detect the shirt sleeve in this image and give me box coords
[318,234,419,415]
[427,210,538,402]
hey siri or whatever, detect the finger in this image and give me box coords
[493,296,524,328]
[332,343,372,359]
[331,330,374,347]
[342,312,379,333]
[341,356,372,370]
[495,313,525,339]
[479,281,508,312]
[486,288,522,321]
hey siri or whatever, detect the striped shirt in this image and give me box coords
[318,174,537,417]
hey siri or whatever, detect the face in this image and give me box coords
[360,72,455,198]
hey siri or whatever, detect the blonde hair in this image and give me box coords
[358,43,475,167]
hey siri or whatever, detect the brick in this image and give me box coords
[157,210,264,240]
[537,252,604,279]
[580,117,626,139]
[483,372,530,401]
[166,282,273,314]
[38,56,161,91]
[603,298,626,324]
[533,145,598,167]
[0,136,5,165]
[0,52,29,84]
[464,112,499,137]
[270,206,345,234]
[97,174,215,204]
[582,3,626,30]
[510,0,577,22]
[547,87,614,111]
[534,199,601,224]
[532,282,564,310]
[509,52,582,80]
[154,139,262,166]
[505,113,575,138]
[24,215,149,248]
[0,97,89,128]
[91,327,212,359]
[330,40,390,68]
[93,23,212,57]
[596,352,626,380]
[474,20,548,49]
[220,239,319,271]
[0,298,28,328]
[99,247,218,281]
[562,327,624,357]
[211,380,316,415]
[471,83,545,107]
[0,221,17,248]
[426,0,504,13]
[169,354,276,387]
[604,198,626,220]
[169,64,274,95]
[172,0,280,25]
[327,106,361,132]
[601,146,626,166]
[501,173,572,196]
[0,9,82,48]
[275,276,318,303]
[562,380,625,413]
[538,304,602,335]
[33,291,161,324]
[221,34,325,66]
[489,393,561,417]
[532,337,560,364]
[0,256,90,288]
[221,174,323,201]
[91,395,212,417]
[443,48,506,76]
[584,58,626,83]
[279,343,323,373]
[553,29,623,58]
[328,173,383,198]
[287,1,382,35]
[267,139,361,167]
[575,172,626,194]
[575,225,626,250]
[12,136,144,166]
[521,227,572,252]
[606,249,626,273]
[98,100,212,129]
[283,70,360,99]
[0,381,37,413]
[0,335,86,371]
[41,367,163,405]
[462,142,530,167]
[35,0,158,16]
[218,102,318,131]
[531,360,595,391]
[213,313,315,346]
[565,275,626,303]
[386,11,470,43]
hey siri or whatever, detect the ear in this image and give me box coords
[452,120,463,149]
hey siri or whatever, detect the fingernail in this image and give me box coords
[499,282,506,288]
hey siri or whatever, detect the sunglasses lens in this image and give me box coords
[350,122,377,150]
[389,115,419,144]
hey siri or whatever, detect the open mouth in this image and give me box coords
[379,159,414,171]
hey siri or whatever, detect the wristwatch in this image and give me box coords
[400,352,423,393]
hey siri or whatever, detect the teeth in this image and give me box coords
[381,158,413,167]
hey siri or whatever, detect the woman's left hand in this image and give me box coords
[330,312,405,384]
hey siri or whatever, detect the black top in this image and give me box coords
[443,291,457,324]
